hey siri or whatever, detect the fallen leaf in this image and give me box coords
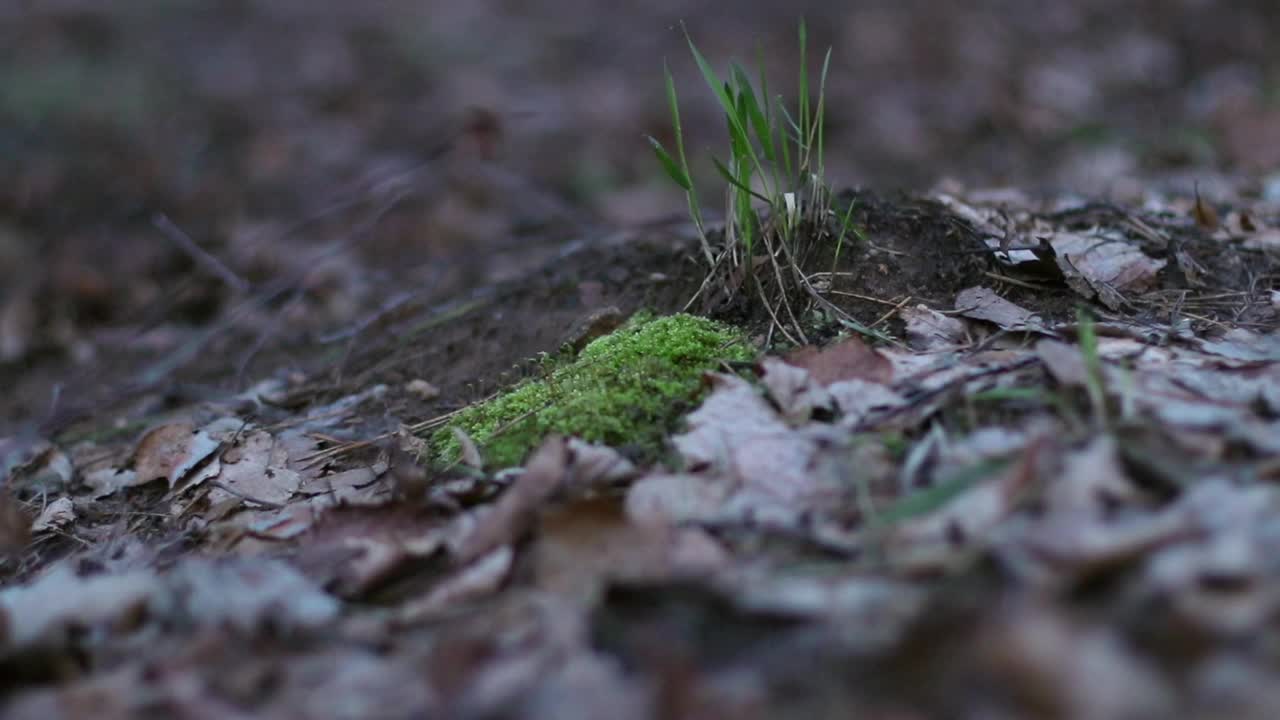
[759,357,832,424]
[453,427,484,469]
[828,378,909,427]
[1193,186,1220,230]
[398,546,514,621]
[901,304,970,350]
[625,473,730,526]
[451,436,568,564]
[956,286,1052,334]
[784,335,893,386]
[131,423,221,490]
[532,496,726,600]
[0,490,30,554]
[0,565,158,652]
[564,438,638,492]
[167,557,340,633]
[1047,232,1165,309]
[205,430,302,509]
[30,497,75,534]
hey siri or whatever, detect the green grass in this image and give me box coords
[647,21,863,343]
[1076,308,1110,428]
[430,313,755,468]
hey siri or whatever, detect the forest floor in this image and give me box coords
[2,2,1280,718]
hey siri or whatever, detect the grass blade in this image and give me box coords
[732,62,775,167]
[681,22,737,124]
[798,19,810,156]
[711,156,771,204]
[814,46,832,179]
[647,137,692,190]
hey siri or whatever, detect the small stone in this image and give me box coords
[405,379,441,401]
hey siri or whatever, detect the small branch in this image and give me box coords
[152,213,250,293]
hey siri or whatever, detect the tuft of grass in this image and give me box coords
[647,21,865,344]
[429,313,755,468]
[1076,308,1110,428]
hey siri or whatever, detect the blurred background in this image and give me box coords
[2,0,1279,427]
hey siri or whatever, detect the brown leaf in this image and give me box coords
[131,423,221,490]
[900,304,970,350]
[397,546,514,622]
[1046,233,1165,310]
[451,436,569,564]
[452,427,484,469]
[0,490,31,555]
[1193,186,1220,231]
[956,286,1052,334]
[30,497,75,534]
[205,430,302,509]
[759,357,832,424]
[784,335,893,386]
[533,496,725,599]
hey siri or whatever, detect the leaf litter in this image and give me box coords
[0,181,1278,719]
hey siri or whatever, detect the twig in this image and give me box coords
[152,213,250,293]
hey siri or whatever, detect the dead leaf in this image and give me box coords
[626,473,730,526]
[670,373,859,525]
[0,490,30,554]
[30,497,75,534]
[956,286,1052,334]
[901,304,970,350]
[827,378,908,427]
[672,373,787,471]
[533,497,726,600]
[1193,186,1220,230]
[131,422,221,490]
[452,427,484,469]
[205,430,302,509]
[784,335,893,386]
[1047,232,1165,309]
[398,546,514,621]
[1037,338,1091,386]
[975,602,1174,718]
[759,357,832,424]
[0,565,158,652]
[167,557,340,633]
[1,438,73,494]
[451,436,568,564]
[564,438,637,492]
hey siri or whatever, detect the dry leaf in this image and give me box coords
[30,497,75,534]
[0,490,30,554]
[956,286,1052,334]
[784,335,893,386]
[1047,232,1165,309]
[205,430,302,509]
[451,436,568,564]
[1193,186,1220,230]
[564,438,637,492]
[901,304,970,350]
[131,423,221,490]
[452,427,484,469]
[759,357,832,424]
[398,546,514,622]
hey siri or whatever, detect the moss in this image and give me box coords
[430,312,755,468]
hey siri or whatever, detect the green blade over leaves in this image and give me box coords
[711,156,771,204]
[647,136,692,190]
[731,62,775,166]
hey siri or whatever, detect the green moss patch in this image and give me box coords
[430,313,755,468]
